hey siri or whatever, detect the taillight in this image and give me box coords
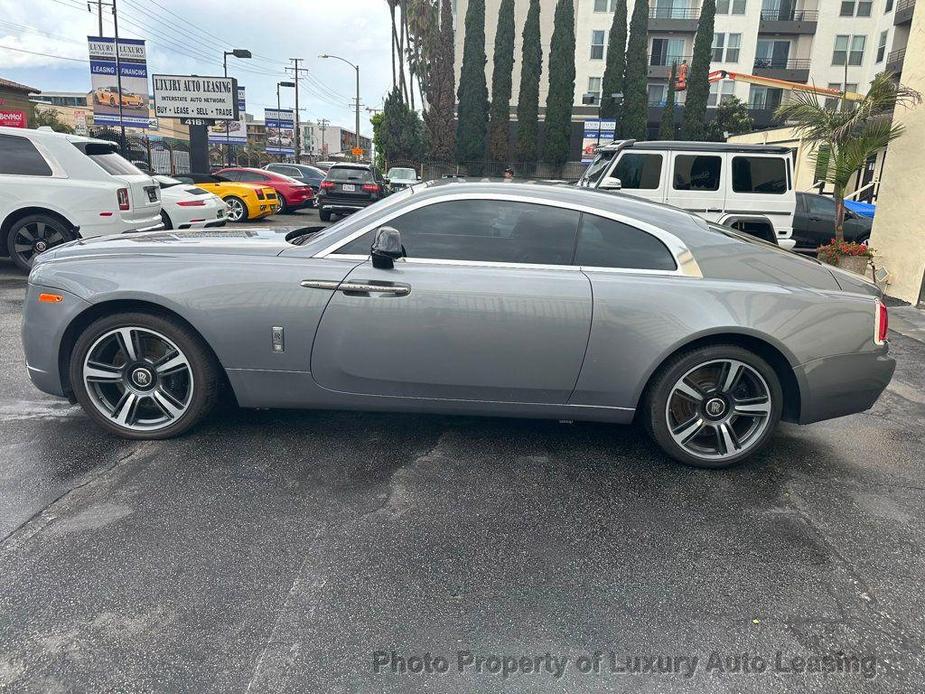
[255,189,265,200]
[176,199,206,207]
[320,180,335,190]
[875,299,888,345]
[362,183,380,193]
[117,188,130,210]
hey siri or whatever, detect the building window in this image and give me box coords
[886,0,894,11]
[591,30,606,59]
[593,0,617,10]
[748,85,783,110]
[716,0,746,14]
[876,30,888,62]
[648,83,668,106]
[833,35,866,66]
[755,38,790,68]
[651,38,686,66]
[711,33,725,62]
[711,33,740,62]
[840,0,873,14]
[825,82,858,109]
[587,77,602,103]
[708,80,736,106]
[726,34,741,62]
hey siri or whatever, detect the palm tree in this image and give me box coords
[775,73,920,242]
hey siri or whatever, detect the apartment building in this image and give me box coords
[301,121,372,158]
[454,0,917,136]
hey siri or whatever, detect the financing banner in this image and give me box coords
[88,36,150,128]
[265,108,295,155]
[581,119,616,163]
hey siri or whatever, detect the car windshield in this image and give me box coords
[76,142,144,176]
[387,168,417,181]
[327,167,373,183]
[579,150,616,186]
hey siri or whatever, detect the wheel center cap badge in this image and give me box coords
[34,241,47,252]
[132,368,152,387]
[705,398,726,417]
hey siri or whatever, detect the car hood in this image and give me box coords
[37,228,302,264]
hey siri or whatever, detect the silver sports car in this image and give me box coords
[22,182,894,468]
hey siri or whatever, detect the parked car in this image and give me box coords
[0,126,162,271]
[579,140,796,248]
[23,181,893,468]
[216,167,314,213]
[154,176,227,230]
[316,162,390,221]
[264,163,326,200]
[792,192,873,252]
[131,160,154,174]
[173,173,277,222]
[386,167,420,191]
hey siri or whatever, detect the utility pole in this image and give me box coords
[88,0,125,155]
[319,54,361,160]
[318,118,329,157]
[287,58,303,161]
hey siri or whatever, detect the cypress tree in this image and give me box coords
[681,0,716,140]
[622,0,649,140]
[455,0,489,167]
[425,0,457,161]
[599,0,626,131]
[659,62,678,139]
[516,0,542,164]
[542,0,576,170]
[489,0,516,163]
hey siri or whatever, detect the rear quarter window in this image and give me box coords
[732,156,787,194]
[575,214,677,271]
[75,143,143,176]
[672,154,721,191]
[0,134,53,176]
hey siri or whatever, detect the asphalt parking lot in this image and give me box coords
[1,228,925,692]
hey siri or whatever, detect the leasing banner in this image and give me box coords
[88,36,149,128]
[209,86,247,145]
[265,108,295,155]
[581,119,616,163]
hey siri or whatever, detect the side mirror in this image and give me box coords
[371,226,403,269]
[599,176,622,190]
[416,175,422,181]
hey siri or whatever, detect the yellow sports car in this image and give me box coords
[94,86,146,109]
[174,174,279,222]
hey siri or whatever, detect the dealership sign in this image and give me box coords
[152,75,238,121]
[581,119,616,163]
[265,108,295,155]
[209,86,247,145]
[0,110,26,128]
[88,36,150,128]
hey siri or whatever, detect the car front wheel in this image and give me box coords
[6,214,75,272]
[644,345,783,468]
[69,312,220,439]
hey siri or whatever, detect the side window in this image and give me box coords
[221,170,242,181]
[0,134,53,176]
[613,153,663,189]
[731,156,787,194]
[335,200,581,265]
[238,171,267,182]
[574,214,677,271]
[672,154,722,191]
[805,195,836,216]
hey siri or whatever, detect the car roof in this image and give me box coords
[0,125,116,147]
[597,139,793,155]
[329,162,372,169]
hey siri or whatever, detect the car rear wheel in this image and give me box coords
[6,214,75,272]
[278,194,290,214]
[224,196,248,222]
[69,312,220,439]
[644,345,783,468]
[319,208,332,222]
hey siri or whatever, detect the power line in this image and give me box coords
[0,44,88,62]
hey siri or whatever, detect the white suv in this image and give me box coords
[578,140,796,249]
[0,126,163,271]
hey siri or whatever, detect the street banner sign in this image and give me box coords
[265,108,295,155]
[209,86,247,145]
[0,110,26,128]
[581,119,616,163]
[152,75,238,121]
[88,36,150,128]
[351,147,364,157]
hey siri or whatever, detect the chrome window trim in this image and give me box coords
[314,191,703,278]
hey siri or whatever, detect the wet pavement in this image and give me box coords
[1,256,924,693]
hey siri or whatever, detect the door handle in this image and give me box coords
[339,281,411,297]
[301,280,341,290]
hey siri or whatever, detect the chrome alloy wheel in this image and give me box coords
[82,327,194,432]
[226,198,245,222]
[665,359,772,462]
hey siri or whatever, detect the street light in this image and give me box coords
[223,49,251,166]
[319,53,361,160]
[276,81,295,163]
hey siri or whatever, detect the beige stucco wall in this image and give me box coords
[869,8,925,305]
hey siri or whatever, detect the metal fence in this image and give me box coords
[389,160,589,182]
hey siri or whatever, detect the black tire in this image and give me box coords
[644,344,783,469]
[160,210,173,230]
[224,196,248,223]
[6,214,74,272]
[319,208,332,222]
[278,194,290,214]
[69,312,220,440]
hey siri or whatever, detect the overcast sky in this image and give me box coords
[0,0,394,136]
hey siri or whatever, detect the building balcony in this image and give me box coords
[895,0,915,24]
[648,7,699,32]
[752,57,811,83]
[647,56,692,79]
[886,47,906,74]
[758,9,818,34]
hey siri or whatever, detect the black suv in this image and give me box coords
[317,163,390,221]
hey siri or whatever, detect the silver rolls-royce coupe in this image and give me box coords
[22,182,894,468]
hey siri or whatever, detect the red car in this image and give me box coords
[215,167,314,213]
